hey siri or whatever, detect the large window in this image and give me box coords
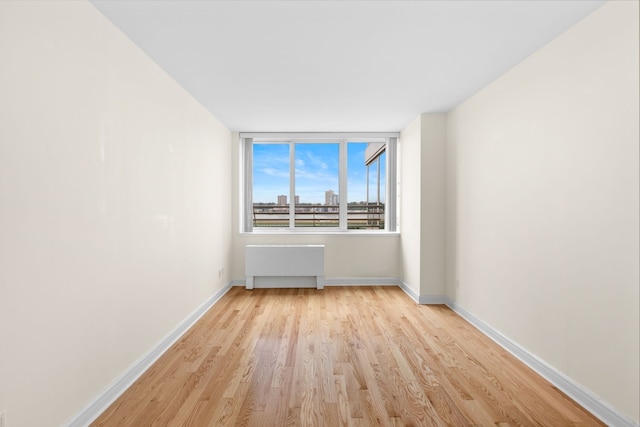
[242,133,397,232]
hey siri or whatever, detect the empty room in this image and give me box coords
[0,1,638,426]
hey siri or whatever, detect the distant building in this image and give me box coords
[325,190,339,205]
[277,195,299,205]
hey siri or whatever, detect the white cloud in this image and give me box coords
[260,168,289,178]
[305,151,328,170]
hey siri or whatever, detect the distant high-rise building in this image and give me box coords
[278,195,299,205]
[325,190,339,206]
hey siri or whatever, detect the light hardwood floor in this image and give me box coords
[92,286,604,426]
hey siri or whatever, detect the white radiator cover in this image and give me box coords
[245,245,325,289]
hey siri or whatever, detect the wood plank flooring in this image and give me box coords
[91,286,604,426]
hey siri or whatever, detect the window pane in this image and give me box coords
[351,142,385,230]
[347,142,367,229]
[367,152,387,203]
[294,143,339,228]
[253,143,290,228]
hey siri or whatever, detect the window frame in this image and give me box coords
[241,132,398,233]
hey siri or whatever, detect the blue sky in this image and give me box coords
[253,142,385,204]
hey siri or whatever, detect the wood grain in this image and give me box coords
[91,286,604,426]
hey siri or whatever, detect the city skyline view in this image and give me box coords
[252,142,386,204]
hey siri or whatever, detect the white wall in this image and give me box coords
[399,114,447,299]
[446,1,639,422]
[419,114,447,297]
[0,2,232,426]
[399,116,422,295]
[232,233,400,281]
[230,134,400,282]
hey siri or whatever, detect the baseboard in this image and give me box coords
[233,276,449,305]
[395,279,449,305]
[324,277,398,286]
[230,278,246,287]
[232,277,398,287]
[397,279,419,302]
[447,300,639,427]
[65,282,233,427]
[418,294,449,304]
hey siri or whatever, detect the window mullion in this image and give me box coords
[377,156,381,204]
[339,140,348,230]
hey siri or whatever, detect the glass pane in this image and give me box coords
[367,152,387,204]
[347,142,368,229]
[252,143,290,228]
[351,141,385,230]
[294,143,339,228]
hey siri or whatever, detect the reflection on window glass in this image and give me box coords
[350,142,385,229]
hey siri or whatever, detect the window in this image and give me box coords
[242,133,397,232]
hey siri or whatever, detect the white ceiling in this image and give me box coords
[90,0,605,132]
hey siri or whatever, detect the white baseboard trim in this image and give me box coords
[447,300,639,427]
[233,277,448,305]
[232,277,398,287]
[418,295,449,304]
[65,282,233,427]
[396,279,449,305]
[230,278,246,287]
[324,277,398,286]
[397,279,419,302]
